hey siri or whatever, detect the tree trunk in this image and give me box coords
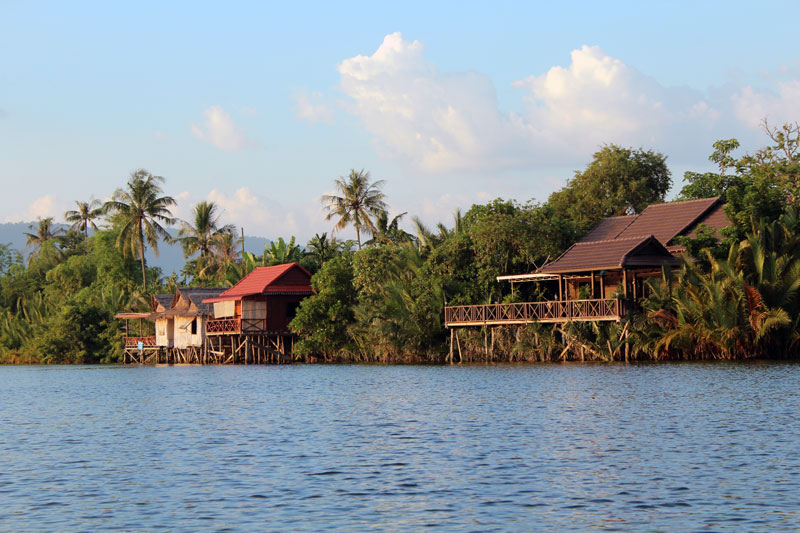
[139,218,147,290]
[356,227,361,250]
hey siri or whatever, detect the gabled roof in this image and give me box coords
[615,197,722,245]
[203,262,313,303]
[536,235,677,275]
[156,287,226,318]
[579,215,636,243]
[152,294,173,312]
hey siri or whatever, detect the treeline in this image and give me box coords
[1,121,799,363]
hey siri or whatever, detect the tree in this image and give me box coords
[263,236,303,265]
[104,169,176,290]
[24,217,63,258]
[64,199,104,239]
[548,144,671,235]
[322,169,387,250]
[364,210,413,246]
[173,201,235,259]
[304,232,345,272]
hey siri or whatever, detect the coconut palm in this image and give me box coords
[322,169,387,250]
[104,169,176,290]
[24,217,63,257]
[173,201,235,259]
[64,199,103,239]
[363,210,413,246]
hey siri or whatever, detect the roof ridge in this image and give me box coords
[645,196,720,207]
[573,234,654,245]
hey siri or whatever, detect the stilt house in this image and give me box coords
[203,262,313,334]
[164,288,226,350]
[151,294,175,348]
[445,197,730,326]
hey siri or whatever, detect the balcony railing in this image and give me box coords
[444,298,627,326]
[124,336,157,347]
[206,317,268,335]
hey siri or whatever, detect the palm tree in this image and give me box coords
[322,169,387,250]
[104,169,176,290]
[305,232,342,271]
[364,210,413,246]
[64,199,103,239]
[24,217,63,257]
[173,201,235,259]
[263,236,303,265]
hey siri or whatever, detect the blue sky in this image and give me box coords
[2,1,800,241]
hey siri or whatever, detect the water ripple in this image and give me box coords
[0,362,798,530]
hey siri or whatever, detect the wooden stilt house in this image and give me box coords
[203,262,314,363]
[445,197,730,327]
[162,288,226,362]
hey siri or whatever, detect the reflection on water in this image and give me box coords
[1,363,798,530]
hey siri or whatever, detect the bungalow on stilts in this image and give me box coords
[203,262,314,364]
[444,197,731,359]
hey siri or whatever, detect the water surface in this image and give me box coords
[1,363,798,530]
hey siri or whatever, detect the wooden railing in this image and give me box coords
[124,336,157,347]
[206,317,268,335]
[444,298,627,326]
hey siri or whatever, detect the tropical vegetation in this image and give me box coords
[2,123,800,364]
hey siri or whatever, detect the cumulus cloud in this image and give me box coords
[3,194,67,223]
[191,106,249,151]
[338,33,528,172]
[293,90,332,123]
[336,34,791,173]
[732,81,800,128]
[206,187,301,238]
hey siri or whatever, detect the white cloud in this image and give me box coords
[3,194,67,223]
[294,90,332,123]
[206,187,303,238]
[191,105,249,151]
[336,34,790,173]
[732,81,800,128]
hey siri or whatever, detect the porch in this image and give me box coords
[444,298,630,327]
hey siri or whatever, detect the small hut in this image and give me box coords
[151,294,175,349]
[164,288,226,357]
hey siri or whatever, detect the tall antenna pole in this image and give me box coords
[241,227,245,260]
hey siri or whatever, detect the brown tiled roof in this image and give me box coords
[686,201,729,239]
[616,197,721,244]
[579,215,636,243]
[536,235,677,275]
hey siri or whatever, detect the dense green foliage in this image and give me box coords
[3,123,800,364]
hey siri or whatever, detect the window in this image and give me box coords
[286,302,300,319]
[191,318,197,335]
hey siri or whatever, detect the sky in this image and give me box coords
[3,0,800,242]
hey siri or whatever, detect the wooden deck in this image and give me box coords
[444,298,626,327]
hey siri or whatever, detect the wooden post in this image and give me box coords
[558,274,563,302]
[455,330,463,363]
[490,327,495,361]
[591,271,595,299]
[449,328,454,364]
[623,269,628,298]
[484,327,489,362]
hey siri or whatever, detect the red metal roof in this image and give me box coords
[203,263,313,303]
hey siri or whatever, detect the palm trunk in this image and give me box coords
[356,227,361,250]
[139,219,147,290]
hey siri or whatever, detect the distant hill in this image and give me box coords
[0,222,271,274]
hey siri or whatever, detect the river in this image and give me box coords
[1,363,798,530]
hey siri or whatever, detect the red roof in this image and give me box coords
[203,263,313,303]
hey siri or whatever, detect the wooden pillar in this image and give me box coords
[484,327,489,362]
[449,328,454,365]
[558,274,563,301]
[591,271,595,299]
[600,274,605,299]
[623,269,628,298]
[455,330,463,363]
